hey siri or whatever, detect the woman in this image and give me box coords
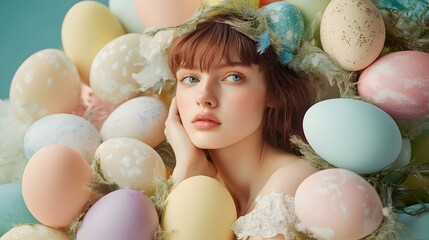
[163,7,318,240]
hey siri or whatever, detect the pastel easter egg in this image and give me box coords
[109,0,144,33]
[0,224,70,240]
[358,51,429,120]
[163,176,237,240]
[303,98,402,174]
[261,2,304,63]
[90,33,142,105]
[77,189,159,240]
[61,1,125,85]
[320,0,385,71]
[396,203,429,240]
[0,183,39,236]
[22,144,93,228]
[24,113,101,163]
[295,168,383,240]
[390,138,411,169]
[134,0,201,28]
[205,0,260,8]
[9,49,81,124]
[100,96,168,148]
[286,0,331,26]
[96,137,166,195]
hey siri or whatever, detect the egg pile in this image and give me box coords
[0,0,429,240]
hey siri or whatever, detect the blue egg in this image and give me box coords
[24,113,101,163]
[261,2,304,62]
[396,204,429,239]
[303,98,402,174]
[375,0,428,19]
[0,183,39,235]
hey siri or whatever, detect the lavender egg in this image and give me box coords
[76,189,159,240]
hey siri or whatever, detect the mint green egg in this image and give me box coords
[0,183,39,236]
[397,204,429,239]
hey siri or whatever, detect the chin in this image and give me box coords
[191,136,225,150]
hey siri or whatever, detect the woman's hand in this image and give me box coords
[164,98,217,186]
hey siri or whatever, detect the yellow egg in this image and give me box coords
[204,0,260,8]
[22,144,93,228]
[9,49,81,124]
[61,1,125,85]
[0,224,70,240]
[320,0,385,71]
[162,176,237,240]
[96,137,166,195]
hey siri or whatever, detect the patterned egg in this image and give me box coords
[303,98,402,174]
[0,224,70,240]
[261,2,304,63]
[9,49,81,124]
[90,33,141,105]
[320,0,385,71]
[358,51,429,120]
[61,1,125,85]
[295,168,383,240]
[100,96,168,148]
[77,189,159,240]
[24,113,101,163]
[96,137,166,195]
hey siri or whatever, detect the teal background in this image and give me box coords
[0,0,109,100]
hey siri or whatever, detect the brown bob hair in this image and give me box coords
[168,14,315,150]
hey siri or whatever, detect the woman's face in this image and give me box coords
[175,59,267,149]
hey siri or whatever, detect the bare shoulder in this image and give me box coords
[259,154,319,197]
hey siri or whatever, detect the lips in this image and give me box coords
[192,113,221,129]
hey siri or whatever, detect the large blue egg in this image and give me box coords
[0,183,39,236]
[396,203,429,239]
[261,2,304,59]
[303,98,402,174]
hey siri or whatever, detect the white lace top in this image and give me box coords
[231,192,310,240]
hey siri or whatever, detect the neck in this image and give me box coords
[208,129,268,214]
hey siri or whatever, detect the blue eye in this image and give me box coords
[182,76,198,84]
[225,74,242,82]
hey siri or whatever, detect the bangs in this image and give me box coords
[168,15,261,75]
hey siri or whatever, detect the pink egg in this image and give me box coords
[77,189,159,240]
[358,51,429,120]
[294,168,383,240]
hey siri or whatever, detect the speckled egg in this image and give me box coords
[100,96,168,147]
[320,0,385,71]
[9,49,81,124]
[358,51,429,120]
[0,224,70,240]
[96,137,166,195]
[295,168,383,240]
[24,113,101,163]
[90,33,141,105]
[260,2,304,63]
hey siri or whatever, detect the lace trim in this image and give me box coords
[231,192,308,240]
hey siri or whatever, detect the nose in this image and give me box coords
[196,81,218,108]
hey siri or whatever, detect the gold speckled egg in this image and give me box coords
[320,0,385,71]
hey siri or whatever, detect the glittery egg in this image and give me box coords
[77,189,159,240]
[162,176,237,240]
[358,51,429,120]
[90,33,141,105]
[96,137,166,195]
[9,49,81,124]
[295,168,384,240]
[0,224,70,240]
[100,96,168,148]
[320,0,385,71]
[24,113,101,163]
[261,2,304,62]
[22,144,93,228]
